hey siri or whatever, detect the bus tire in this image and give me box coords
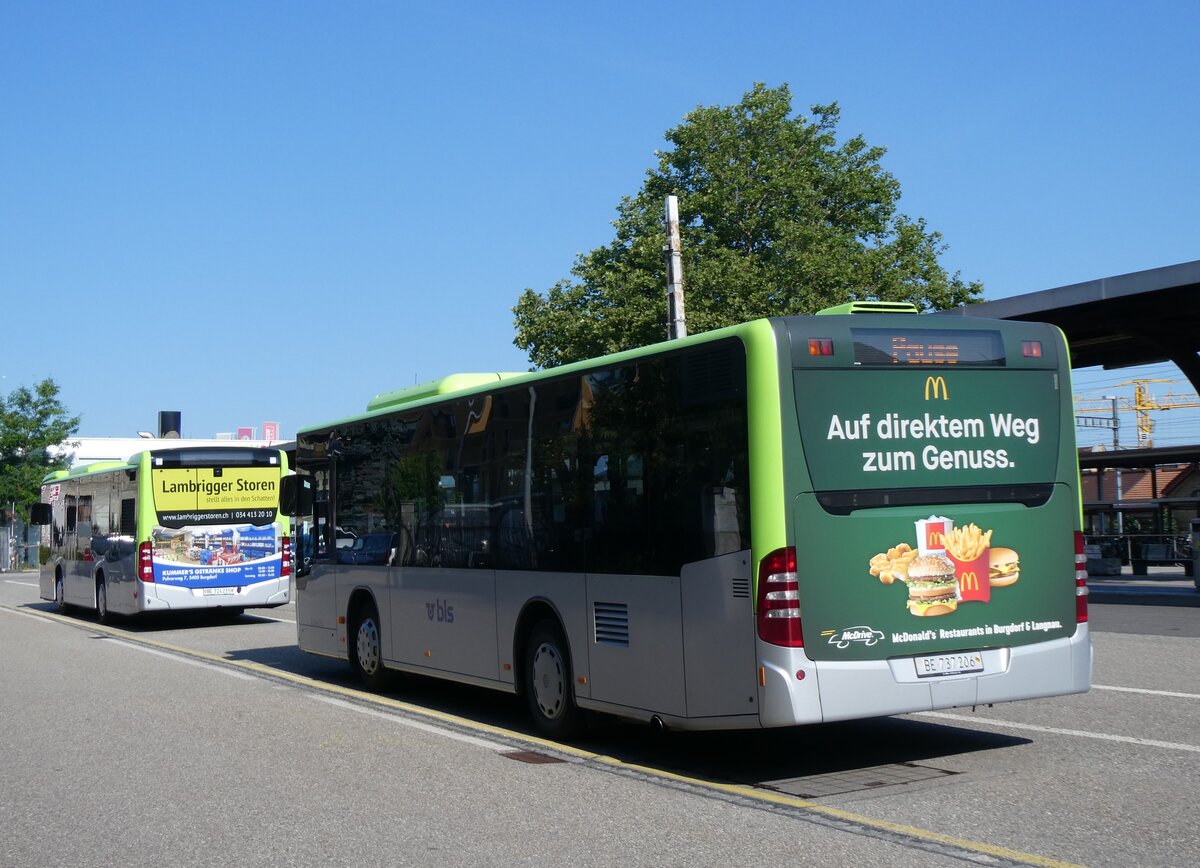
[524,618,580,740]
[95,576,110,624]
[54,575,67,615]
[349,600,388,691]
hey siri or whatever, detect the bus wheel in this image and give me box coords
[54,576,66,615]
[524,619,580,740]
[350,601,388,691]
[95,578,110,624]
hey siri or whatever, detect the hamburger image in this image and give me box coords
[904,554,959,617]
[989,547,1020,587]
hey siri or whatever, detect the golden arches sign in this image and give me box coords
[924,376,949,400]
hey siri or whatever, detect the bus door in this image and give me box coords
[67,479,97,605]
[295,464,339,654]
[102,475,137,612]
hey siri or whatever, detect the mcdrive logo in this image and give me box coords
[822,626,885,649]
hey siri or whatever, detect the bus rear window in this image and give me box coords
[851,328,1005,367]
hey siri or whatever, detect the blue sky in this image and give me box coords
[2,1,1198,447]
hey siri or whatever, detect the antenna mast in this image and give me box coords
[664,195,687,339]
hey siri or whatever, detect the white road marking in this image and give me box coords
[1092,683,1200,700]
[915,711,1200,753]
[4,579,40,587]
[311,694,506,751]
[106,637,257,680]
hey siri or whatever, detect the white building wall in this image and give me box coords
[53,437,293,468]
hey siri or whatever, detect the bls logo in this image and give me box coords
[958,570,991,603]
[924,376,949,401]
[426,598,455,623]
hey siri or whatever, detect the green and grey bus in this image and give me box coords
[33,446,292,620]
[289,304,1091,736]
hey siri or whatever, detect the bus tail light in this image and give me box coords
[1074,531,1088,623]
[139,541,155,583]
[281,536,292,578]
[757,547,803,647]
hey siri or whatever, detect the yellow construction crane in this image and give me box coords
[1074,379,1200,448]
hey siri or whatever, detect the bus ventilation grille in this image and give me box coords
[593,602,630,647]
[731,575,751,598]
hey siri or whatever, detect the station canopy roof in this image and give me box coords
[940,259,1200,392]
[940,259,1200,470]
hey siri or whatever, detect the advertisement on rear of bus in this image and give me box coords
[149,466,283,588]
[792,368,1077,661]
[149,523,283,588]
[150,465,280,528]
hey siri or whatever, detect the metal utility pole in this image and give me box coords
[1102,395,1123,535]
[664,195,687,339]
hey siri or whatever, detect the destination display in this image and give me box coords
[850,327,1005,367]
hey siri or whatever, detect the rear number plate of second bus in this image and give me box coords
[200,587,236,596]
[914,651,984,678]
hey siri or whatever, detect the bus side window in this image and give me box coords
[120,499,136,535]
[311,465,332,562]
[314,503,330,560]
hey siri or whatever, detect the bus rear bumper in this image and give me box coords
[142,578,290,611]
[758,624,1092,727]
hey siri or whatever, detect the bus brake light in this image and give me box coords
[1022,340,1043,358]
[1074,531,1088,623]
[757,547,803,647]
[808,338,834,356]
[281,535,292,578]
[139,541,155,583]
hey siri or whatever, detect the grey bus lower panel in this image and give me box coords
[583,550,758,723]
[810,625,1091,723]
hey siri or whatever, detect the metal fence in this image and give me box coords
[1085,533,1194,576]
[0,522,40,571]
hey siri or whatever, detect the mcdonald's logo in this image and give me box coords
[924,376,949,400]
[928,529,944,547]
[958,568,991,602]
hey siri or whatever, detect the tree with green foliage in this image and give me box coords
[514,83,983,368]
[0,379,80,519]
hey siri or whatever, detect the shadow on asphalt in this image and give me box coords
[223,641,1030,789]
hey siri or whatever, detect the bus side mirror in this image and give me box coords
[280,476,313,515]
[29,503,52,526]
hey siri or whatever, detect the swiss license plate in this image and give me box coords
[200,587,236,596]
[914,651,984,678]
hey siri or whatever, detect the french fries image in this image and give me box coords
[943,523,993,562]
[868,542,918,584]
